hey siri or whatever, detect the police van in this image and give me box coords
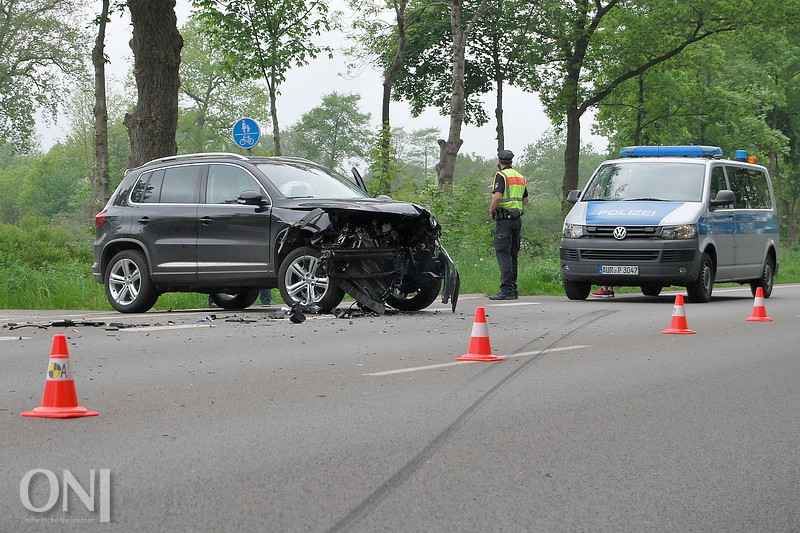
[560,146,779,302]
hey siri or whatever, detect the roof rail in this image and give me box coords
[141,152,249,167]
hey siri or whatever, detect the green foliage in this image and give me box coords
[0,0,88,152]
[285,92,371,172]
[177,17,272,153]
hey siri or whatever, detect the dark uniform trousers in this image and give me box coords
[494,217,522,296]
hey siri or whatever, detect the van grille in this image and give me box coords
[580,250,659,261]
[585,226,659,238]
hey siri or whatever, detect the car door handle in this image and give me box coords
[198,216,213,225]
[137,217,150,225]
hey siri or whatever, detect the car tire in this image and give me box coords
[209,288,260,310]
[686,252,714,303]
[105,249,159,313]
[749,256,774,298]
[564,280,591,300]
[640,284,662,297]
[386,279,442,311]
[278,246,344,312]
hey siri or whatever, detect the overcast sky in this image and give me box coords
[41,1,607,160]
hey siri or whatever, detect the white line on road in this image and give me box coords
[363,345,590,377]
[118,324,214,332]
[0,336,30,341]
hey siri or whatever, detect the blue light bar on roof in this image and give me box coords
[619,146,723,158]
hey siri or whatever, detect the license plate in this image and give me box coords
[599,265,639,275]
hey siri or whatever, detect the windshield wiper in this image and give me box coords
[624,197,668,201]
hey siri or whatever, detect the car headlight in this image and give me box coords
[563,223,585,238]
[661,224,697,239]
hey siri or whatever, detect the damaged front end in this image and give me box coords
[280,204,459,313]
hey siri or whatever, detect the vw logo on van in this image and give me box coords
[613,226,627,240]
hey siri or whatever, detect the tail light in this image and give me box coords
[95,211,107,227]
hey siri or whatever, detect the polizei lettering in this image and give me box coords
[597,209,657,216]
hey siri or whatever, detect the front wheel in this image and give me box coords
[749,256,774,298]
[686,252,714,303]
[104,249,159,313]
[386,279,442,311]
[641,284,662,297]
[278,246,344,312]
[209,288,260,310]
[564,280,591,300]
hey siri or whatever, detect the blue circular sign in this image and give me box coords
[232,118,260,149]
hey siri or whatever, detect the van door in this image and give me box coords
[726,166,773,279]
[705,165,736,280]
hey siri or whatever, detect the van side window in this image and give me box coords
[709,166,727,201]
[727,166,771,209]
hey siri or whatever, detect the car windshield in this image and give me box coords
[581,161,705,202]
[257,161,368,199]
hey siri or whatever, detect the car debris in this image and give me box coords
[6,319,106,331]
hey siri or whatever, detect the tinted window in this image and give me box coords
[206,164,261,204]
[727,166,772,209]
[141,170,164,203]
[709,165,727,201]
[159,165,203,203]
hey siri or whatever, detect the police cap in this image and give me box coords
[498,149,514,162]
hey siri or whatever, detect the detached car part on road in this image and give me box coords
[93,153,459,314]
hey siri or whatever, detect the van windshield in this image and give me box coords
[582,162,705,202]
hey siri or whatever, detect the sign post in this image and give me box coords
[232,118,261,154]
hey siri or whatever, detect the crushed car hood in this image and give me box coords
[287,198,428,217]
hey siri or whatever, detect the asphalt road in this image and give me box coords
[2,285,799,532]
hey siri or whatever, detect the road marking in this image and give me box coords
[363,345,590,376]
[487,302,541,307]
[0,336,30,341]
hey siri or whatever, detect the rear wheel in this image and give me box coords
[564,280,591,300]
[105,249,159,313]
[749,256,774,298]
[686,252,714,303]
[641,284,662,297]
[209,288,260,310]
[386,279,442,311]
[278,246,344,312]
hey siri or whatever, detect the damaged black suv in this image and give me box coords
[93,153,460,314]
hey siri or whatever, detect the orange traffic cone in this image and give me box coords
[661,294,696,334]
[21,334,99,419]
[456,307,503,362]
[746,287,773,322]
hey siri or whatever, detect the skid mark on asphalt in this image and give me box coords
[328,308,616,533]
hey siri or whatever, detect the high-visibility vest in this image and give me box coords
[497,168,526,212]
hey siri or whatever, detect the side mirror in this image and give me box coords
[566,190,582,204]
[237,190,270,207]
[710,189,735,207]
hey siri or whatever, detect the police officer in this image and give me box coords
[488,149,528,300]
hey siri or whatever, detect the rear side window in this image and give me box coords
[727,166,772,209]
[131,166,203,204]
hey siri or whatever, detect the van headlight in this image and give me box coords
[661,224,697,239]
[563,223,585,238]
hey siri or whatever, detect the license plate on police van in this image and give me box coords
[599,265,639,275]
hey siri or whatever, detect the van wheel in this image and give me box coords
[749,256,774,298]
[641,284,662,297]
[686,253,714,303]
[209,288,260,310]
[105,250,159,313]
[564,280,591,300]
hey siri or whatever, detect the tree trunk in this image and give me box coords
[124,0,183,168]
[562,105,581,203]
[268,68,281,155]
[92,0,110,205]
[436,0,488,188]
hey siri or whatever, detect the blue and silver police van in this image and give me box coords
[560,146,779,302]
